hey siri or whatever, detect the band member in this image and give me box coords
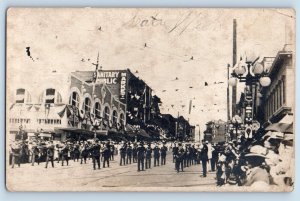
[201,141,209,177]
[45,144,55,168]
[102,143,110,168]
[132,143,138,163]
[160,143,167,165]
[145,144,152,169]
[61,142,70,166]
[80,142,89,164]
[126,144,133,164]
[137,142,146,171]
[153,144,160,167]
[91,139,101,170]
[119,143,127,166]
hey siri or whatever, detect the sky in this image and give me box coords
[6,8,295,136]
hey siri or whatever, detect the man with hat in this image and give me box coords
[132,143,138,163]
[45,144,55,168]
[172,142,179,163]
[153,144,160,167]
[61,142,70,166]
[200,140,209,177]
[91,139,101,170]
[126,143,133,164]
[145,143,152,169]
[160,142,167,166]
[137,141,146,171]
[102,142,110,168]
[119,143,127,166]
[10,140,21,168]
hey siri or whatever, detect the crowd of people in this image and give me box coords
[9,131,293,188]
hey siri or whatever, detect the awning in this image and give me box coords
[279,114,293,124]
[265,123,291,133]
[137,129,150,138]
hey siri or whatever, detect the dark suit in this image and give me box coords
[137,145,146,171]
[153,147,160,167]
[201,144,209,177]
[45,146,54,168]
[145,147,152,169]
[102,146,110,168]
[160,146,167,165]
[92,144,101,170]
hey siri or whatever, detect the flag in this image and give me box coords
[57,106,66,118]
[189,100,192,114]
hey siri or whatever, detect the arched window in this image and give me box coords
[69,91,80,108]
[120,113,125,126]
[15,88,26,103]
[112,110,118,124]
[38,88,63,104]
[104,106,110,121]
[94,102,101,118]
[83,97,91,114]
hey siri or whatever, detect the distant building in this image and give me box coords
[203,120,226,143]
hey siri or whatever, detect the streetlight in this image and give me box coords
[228,51,271,138]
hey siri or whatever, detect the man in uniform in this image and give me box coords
[126,143,133,164]
[61,142,70,166]
[11,140,21,168]
[153,144,160,167]
[175,143,185,173]
[80,142,89,164]
[102,142,110,168]
[30,142,39,166]
[45,144,55,168]
[145,143,152,169]
[160,142,167,166]
[110,143,115,161]
[137,142,146,171]
[172,142,179,163]
[132,143,138,163]
[119,143,127,166]
[200,141,209,177]
[91,139,101,170]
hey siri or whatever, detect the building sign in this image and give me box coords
[96,70,127,102]
[120,72,127,100]
[96,71,120,85]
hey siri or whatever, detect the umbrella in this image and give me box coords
[265,123,291,133]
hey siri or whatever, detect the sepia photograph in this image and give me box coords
[5,8,295,192]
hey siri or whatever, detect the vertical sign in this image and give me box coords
[120,72,127,100]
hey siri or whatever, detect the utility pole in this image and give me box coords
[232,19,237,117]
[227,63,231,122]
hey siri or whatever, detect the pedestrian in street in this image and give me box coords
[91,139,101,170]
[153,144,160,167]
[119,143,127,166]
[172,143,179,163]
[160,143,167,165]
[110,143,115,161]
[126,144,133,164]
[11,141,21,168]
[30,143,39,166]
[61,142,70,166]
[211,144,219,172]
[132,143,138,163]
[102,143,110,168]
[80,142,89,164]
[175,144,184,173]
[55,143,62,163]
[145,144,152,169]
[73,143,80,162]
[200,141,209,177]
[45,144,55,168]
[137,142,146,171]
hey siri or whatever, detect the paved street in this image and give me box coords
[6,151,217,191]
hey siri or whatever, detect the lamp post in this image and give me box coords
[228,51,271,138]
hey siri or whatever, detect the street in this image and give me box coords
[6,151,217,191]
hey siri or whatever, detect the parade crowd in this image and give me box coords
[9,132,293,188]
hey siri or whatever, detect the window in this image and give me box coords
[112,110,118,124]
[69,91,80,108]
[120,113,125,126]
[83,97,91,114]
[94,102,101,118]
[16,88,25,103]
[104,106,110,121]
[45,88,56,104]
